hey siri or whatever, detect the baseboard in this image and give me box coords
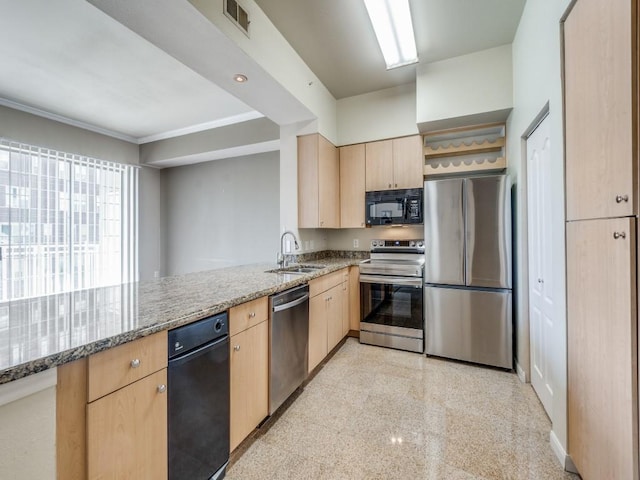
[550,430,579,474]
[515,359,528,383]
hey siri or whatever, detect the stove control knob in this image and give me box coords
[417,241,424,248]
[371,240,378,247]
[409,241,416,247]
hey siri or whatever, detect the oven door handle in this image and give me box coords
[359,275,423,287]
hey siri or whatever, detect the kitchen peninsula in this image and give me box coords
[0,255,363,385]
[0,254,362,479]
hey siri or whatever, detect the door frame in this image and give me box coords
[519,102,551,384]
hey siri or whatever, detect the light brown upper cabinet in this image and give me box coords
[365,135,423,192]
[298,133,340,228]
[564,0,637,221]
[339,143,366,228]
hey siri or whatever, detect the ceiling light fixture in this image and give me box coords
[233,74,248,83]
[364,0,418,70]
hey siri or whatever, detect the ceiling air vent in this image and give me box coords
[224,0,250,36]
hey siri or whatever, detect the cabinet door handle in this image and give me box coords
[248,312,255,318]
[537,278,543,284]
[395,183,398,188]
[234,345,241,351]
[616,194,629,203]
[388,183,392,188]
[157,384,166,394]
[130,358,141,368]
[613,231,626,239]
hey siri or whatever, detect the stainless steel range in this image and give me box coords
[359,239,425,353]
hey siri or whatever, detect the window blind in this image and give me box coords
[0,139,138,301]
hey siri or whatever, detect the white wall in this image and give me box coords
[139,166,162,281]
[416,44,513,131]
[337,83,419,146]
[508,0,572,464]
[161,151,280,275]
[0,105,138,166]
[0,370,57,479]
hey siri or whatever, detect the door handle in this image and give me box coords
[615,194,629,203]
[613,231,626,239]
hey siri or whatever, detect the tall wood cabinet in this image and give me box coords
[564,0,639,477]
[298,133,340,228]
[339,143,366,228]
[365,135,423,191]
[566,218,637,479]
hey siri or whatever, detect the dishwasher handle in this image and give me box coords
[272,293,310,313]
[169,334,228,365]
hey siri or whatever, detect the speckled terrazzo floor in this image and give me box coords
[226,338,580,480]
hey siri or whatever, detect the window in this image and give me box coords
[0,139,138,301]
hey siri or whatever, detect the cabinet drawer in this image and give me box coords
[88,331,167,402]
[309,269,346,297]
[229,296,269,336]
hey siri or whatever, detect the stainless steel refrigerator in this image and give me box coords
[424,175,512,369]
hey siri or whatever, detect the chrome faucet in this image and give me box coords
[278,230,300,267]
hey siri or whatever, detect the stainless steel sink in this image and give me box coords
[266,264,326,274]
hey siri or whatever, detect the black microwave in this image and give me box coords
[365,188,423,226]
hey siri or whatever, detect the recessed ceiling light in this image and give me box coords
[233,74,248,83]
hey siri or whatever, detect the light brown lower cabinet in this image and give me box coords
[308,293,329,373]
[308,268,349,373]
[349,266,360,332]
[341,269,350,337]
[87,369,168,479]
[229,319,269,452]
[567,217,638,479]
[326,283,345,352]
[57,331,168,480]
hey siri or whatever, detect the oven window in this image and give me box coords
[360,282,423,330]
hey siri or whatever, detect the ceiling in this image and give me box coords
[0,0,257,143]
[0,0,526,149]
[254,0,527,99]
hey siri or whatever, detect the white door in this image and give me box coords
[527,115,554,417]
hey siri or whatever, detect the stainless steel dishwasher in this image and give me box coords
[269,284,310,414]
[168,312,229,480]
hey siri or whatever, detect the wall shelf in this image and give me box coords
[423,123,506,177]
[423,156,506,176]
[424,137,505,157]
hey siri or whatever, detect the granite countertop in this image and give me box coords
[0,253,366,385]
